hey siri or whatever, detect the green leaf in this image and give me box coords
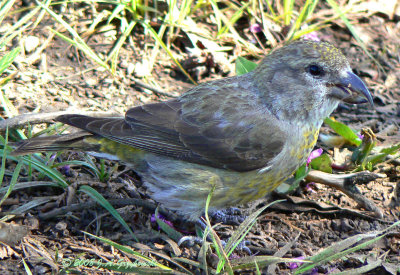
[20,155,68,188]
[324,117,362,146]
[310,154,332,173]
[235,56,258,75]
[0,47,20,75]
[352,132,376,171]
[295,163,309,181]
[276,163,310,194]
[380,143,400,155]
[367,143,400,166]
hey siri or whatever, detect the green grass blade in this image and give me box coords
[107,2,125,24]
[326,0,383,71]
[218,3,249,36]
[0,0,16,26]
[0,160,22,207]
[7,197,52,216]
[224,199,285,255]
[83,231,172,271]
[367,142,400,166]
[295,220,400,274]
[264,0,276,18]
[209,0,223,32]
[154,207,182,242]
[5,154,69,188]
[22,258,33,275]
[231,256,309,271]
[79,185,138,242]
[0,47,20,75]
[0,89,19,119]
[36,0,110,71]
[0,128,9,186]
[109,20,137,73]
[287,0,319,40]
[283,0,295,25]
[53,159,103,180]
[143,22,196,84]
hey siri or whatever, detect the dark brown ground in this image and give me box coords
[0,2,399,274]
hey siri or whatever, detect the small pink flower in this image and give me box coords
[288,257,317,274]
[288,256,305,269]
[229,253,241,260]
[151,214,174,229]
[250,23,262,33]
[305,182,317,193]
[302,31,320,41]
[46,153,57,165]
[307,148,323,165]
[60,165,72,176]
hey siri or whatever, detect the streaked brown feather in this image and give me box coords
[12,131,93,156]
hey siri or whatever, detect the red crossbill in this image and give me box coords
[13,40,373,220]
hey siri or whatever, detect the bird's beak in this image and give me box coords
[330,71,374,107]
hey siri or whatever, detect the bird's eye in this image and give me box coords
[307,64,324,77]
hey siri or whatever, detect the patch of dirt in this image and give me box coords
[0,2,399,274]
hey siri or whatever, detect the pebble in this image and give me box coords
[292,248,305,257]
[85,78,97,86]
[127,63,135,75]
[119,60,128,69]
[24,36,40,53]
[340,219,354,232]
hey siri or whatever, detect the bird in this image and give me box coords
[12,40,373,220]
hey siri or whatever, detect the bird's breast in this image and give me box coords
[232,125,320,203]
[290,127,320,161]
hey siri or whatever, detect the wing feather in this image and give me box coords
[57,80,286,171]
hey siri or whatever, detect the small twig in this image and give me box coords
[38,198,174,220]
[383,154,400,166]
[306,170,385,218]
[132,78,178,98]
[0,110,120,130]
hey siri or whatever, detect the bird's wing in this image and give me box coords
[58,91,286,172]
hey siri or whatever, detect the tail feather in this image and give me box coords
[11,131,95,156]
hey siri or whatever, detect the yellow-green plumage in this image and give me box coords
[12,40,372,220]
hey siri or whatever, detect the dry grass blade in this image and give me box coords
[224,200,285,255]
[295,220,400,274]
[83,231,173,272]
[35,0,110,71]
[326,0,383,72]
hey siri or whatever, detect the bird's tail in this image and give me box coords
[11,131,99,156]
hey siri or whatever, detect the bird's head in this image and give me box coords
[253,40,373,122]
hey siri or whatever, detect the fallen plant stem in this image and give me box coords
[133,78,178,98]
[305,170,385,218]
[0,110,120,130]
[39,198,174,220]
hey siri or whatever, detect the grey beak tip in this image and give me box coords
[347,71,374,107]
